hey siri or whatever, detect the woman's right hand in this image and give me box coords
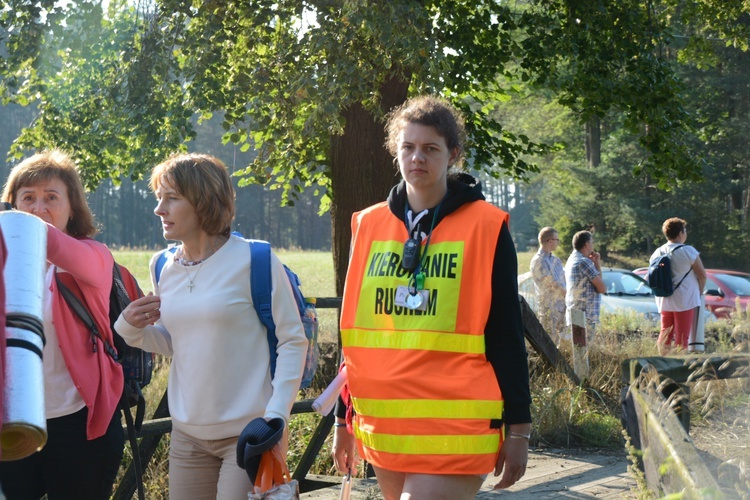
[332,423,359,474]
[122,292,161,328]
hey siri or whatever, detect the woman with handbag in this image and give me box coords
[332,96,532,499]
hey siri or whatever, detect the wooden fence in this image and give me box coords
[621,354,750,497]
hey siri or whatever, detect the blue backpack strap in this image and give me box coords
[249,240,278,379]
[154,247,178,285]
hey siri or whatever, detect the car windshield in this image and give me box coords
[602,271,653,296]
[714,273,750,296]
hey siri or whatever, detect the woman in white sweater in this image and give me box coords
[115,153,307,499]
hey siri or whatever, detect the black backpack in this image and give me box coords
[647,244,691,297]
[56,262,153,500]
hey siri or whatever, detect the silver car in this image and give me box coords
[598,267,661,322]
[518,267,660,323]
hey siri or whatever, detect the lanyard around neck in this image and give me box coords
[404,198,444,292]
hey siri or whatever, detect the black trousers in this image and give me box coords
[0,406,124,500]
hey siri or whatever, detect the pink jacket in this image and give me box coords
[47,225,123,440]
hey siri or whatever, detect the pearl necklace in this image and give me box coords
[178,256,207,266]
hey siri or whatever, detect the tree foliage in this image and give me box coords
[3,0,749,282]
[493,1,750,269]
[2,0,722,189]
[0,1,194,189]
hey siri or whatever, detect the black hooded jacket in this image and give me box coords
[337,173,532,425]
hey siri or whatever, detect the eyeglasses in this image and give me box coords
[547,238,559,242]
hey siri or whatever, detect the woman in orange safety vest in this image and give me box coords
[332,96,532,499]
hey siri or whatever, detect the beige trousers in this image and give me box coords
[168,427,253,500]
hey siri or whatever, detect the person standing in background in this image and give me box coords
[564,230,607,341]
[530,227,566,345]
[564,230,606,378]
[0,150,124,499]
[651,218,706,355]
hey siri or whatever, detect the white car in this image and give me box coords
[518,267,660,324]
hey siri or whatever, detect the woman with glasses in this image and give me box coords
[332,96,531,499]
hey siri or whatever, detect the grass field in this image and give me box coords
[112,248,340,342]
[114,248,529,296]
[112,250,155,292]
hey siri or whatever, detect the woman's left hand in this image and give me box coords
[332,423,360,475]
[493,432,529,489]
[122,292,161,328]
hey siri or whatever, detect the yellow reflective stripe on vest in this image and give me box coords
[342,328,485,354]
[352,398,503,419]
[354,424,500,455]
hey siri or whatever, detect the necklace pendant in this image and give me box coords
[188,281,195,293]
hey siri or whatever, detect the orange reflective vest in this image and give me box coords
[340,200,509,474]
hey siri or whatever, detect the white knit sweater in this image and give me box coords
[115,234,307,440]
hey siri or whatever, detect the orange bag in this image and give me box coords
[249,447,299,500]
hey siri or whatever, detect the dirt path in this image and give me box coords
[301,448,638,499]
[477,448,636,499]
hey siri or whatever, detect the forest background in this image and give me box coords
[1,0,750,281]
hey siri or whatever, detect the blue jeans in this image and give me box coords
[0,406,124,500]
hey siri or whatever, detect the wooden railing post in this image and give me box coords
[114,388,170,499]
[621,354,749,497]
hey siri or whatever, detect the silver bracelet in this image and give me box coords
[334,423,347,428]
[508,431,531,440]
